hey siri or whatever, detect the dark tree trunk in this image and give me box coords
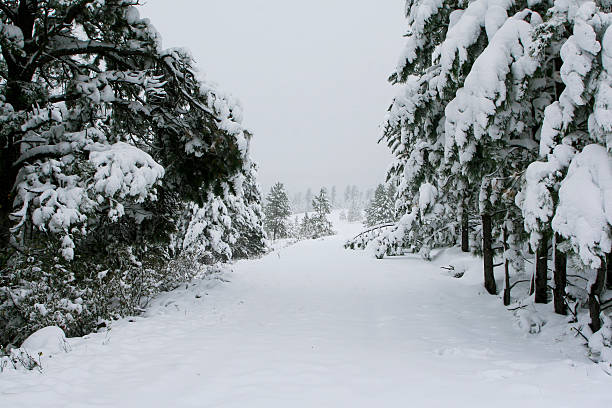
[502,226,511,306]
[589,256,607,333]
[553,234,567,315]
[607,252,612,290]
[535,236,549,304]
[461,205,469,252]
[482,213,496,295]
[0,1,39,248]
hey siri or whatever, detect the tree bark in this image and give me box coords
[553,234,567,315]
[589,256,607,333]
[502,226,511,306]
[461,204,469,252]
[535,235,549,304]
[0,1,39,248]
[482,213,496,295]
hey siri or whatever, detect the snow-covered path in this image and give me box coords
[2,220,611,407]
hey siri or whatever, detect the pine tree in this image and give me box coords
[376,0,612,344]
[264,183,291,240]
[364,184,396,227]
[309,188,334,238]
[230,162,267,259]
[0,1,265,346]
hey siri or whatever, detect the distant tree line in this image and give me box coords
[264,184,334,240]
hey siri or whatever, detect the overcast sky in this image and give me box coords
[140,1,406,194]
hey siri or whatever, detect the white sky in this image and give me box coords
[140,1,406,194]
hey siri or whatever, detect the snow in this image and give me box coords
[418,182,437,215]
[90,142,164,204]
[395,0,445,73]
[518,142,577,249]
[19,326,69,358]
[2,216,611,406]
[552,144,612,268]
[433,0,514,92]
[444,11,539,164]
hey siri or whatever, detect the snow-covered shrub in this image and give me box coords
[344,224,395,251]
[588,314,612,363]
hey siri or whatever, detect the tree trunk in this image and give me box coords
[535,236,549,304]
[607,252,612,290]
[553,234,567,315]
[482,213,496,295]
[0,4,38,248]
[461,204,469,252]
[589,256,607,333]
[502,226,511,306]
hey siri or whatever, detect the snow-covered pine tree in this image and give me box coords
[519,0,612,331]
[444,5,546,295]
[299,213,314,239]
[264,182,291,240]
[377,0,482,259]
[229,162,267,259]
[310,188,334,238]
[375,0,612,357]
[0,1,265,346]
[179,159,266,263]
[364,184,397,227]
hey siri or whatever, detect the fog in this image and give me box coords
[140,1,406,194]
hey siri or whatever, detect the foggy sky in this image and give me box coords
[140,1,406,194]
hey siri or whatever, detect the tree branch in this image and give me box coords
[0,2,17,22]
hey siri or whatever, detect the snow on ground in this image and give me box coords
[1,213,611,407]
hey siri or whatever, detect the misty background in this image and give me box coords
[140,1,406,196]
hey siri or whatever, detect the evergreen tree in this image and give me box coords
[299,213,315,239]
[264,183,291,240]
[230,163,267,259]
[364,184,397,227]
[371,0,612,351]
[309,188,334,238]
[0,1,265,346]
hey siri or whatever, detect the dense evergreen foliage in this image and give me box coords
[0,0,266,346]
[364,184,397,227]
[359,0,612,359]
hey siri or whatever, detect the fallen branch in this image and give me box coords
[571,326,589,342]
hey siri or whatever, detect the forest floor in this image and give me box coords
[1,213,611,407]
